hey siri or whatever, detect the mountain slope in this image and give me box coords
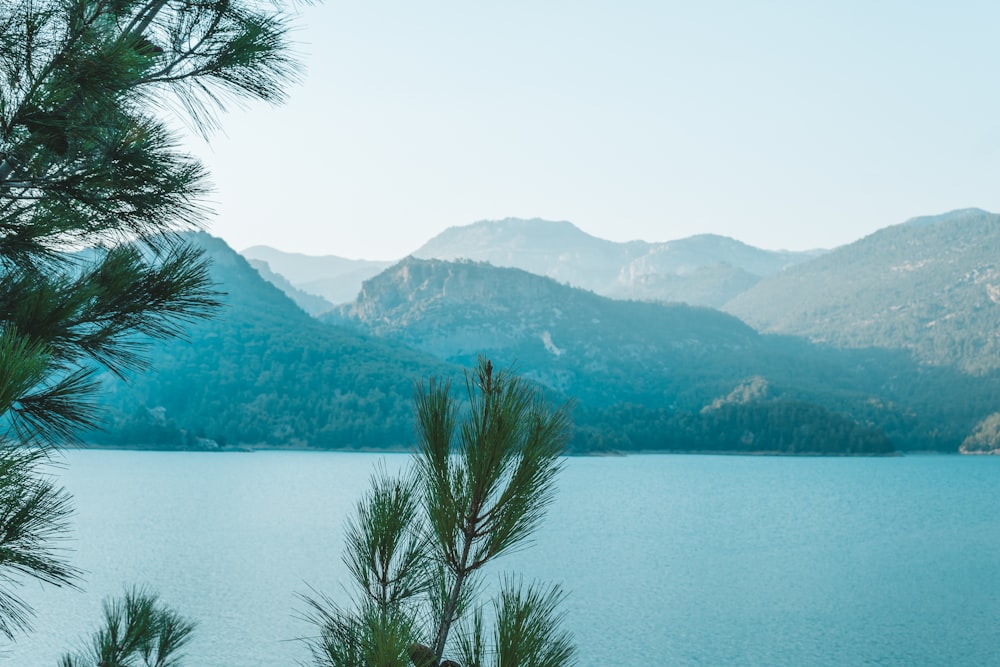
[330,256,760,407]
[247,258,334,315]
[90,234,456,449]
[724,209,1000,373]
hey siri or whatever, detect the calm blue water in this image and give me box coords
[3,451,999,666]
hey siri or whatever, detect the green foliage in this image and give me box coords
[302,359,576,667]
[0,447,80,639]
[60,587,195,667]
[482,578,574,667]
[343,466,429,611]
[417,360,570,661]
[301,586,421,667]
[0,0,305,441]
[0,0,308,641]
[959,412,1000,454]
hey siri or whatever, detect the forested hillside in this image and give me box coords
[88,234,457,450]
[725,209,1000,374]
[328,257,760,407]
[331,257,1000,453]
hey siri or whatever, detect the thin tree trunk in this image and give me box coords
[432,528,475,663]
[432,568,466,663]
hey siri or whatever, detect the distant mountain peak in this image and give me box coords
[466,216,578,229]
[417,217,601,254]
[902,208,994,228]
[239,246,392,306]
[412,217,822,306]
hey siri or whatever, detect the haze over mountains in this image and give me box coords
[244,217,825,310]
[241,245,391,309]
[413,218,825,306]
[93,235,901,455]
[83,209,1000,455]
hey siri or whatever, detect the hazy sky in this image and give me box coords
[181,1,1000,260]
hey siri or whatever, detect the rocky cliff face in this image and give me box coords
[331,256,762,405]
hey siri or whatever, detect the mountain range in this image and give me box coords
[84,209,1000,455]
[413,218,825,306]
[243,217,824,311]
[85,234,902,455]
[328,253,1000,453]
[250,209,1000,376]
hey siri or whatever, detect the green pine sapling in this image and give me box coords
[302,358,576,667]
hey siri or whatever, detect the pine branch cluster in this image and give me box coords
[0,0,306,639]
[302,359,578,667]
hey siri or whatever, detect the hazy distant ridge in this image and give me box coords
[242,217,826,310]
[412,217,824,306]
[241,245,391,306]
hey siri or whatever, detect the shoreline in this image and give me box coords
[75,443,935,457]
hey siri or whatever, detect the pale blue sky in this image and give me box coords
[183,1,1000,259]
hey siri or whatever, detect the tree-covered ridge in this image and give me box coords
[725,208,1000,374]
[584,398,894,455]
[89,234,460,450]
[328,256,760,407]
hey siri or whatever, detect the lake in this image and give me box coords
[3,451,999,666]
